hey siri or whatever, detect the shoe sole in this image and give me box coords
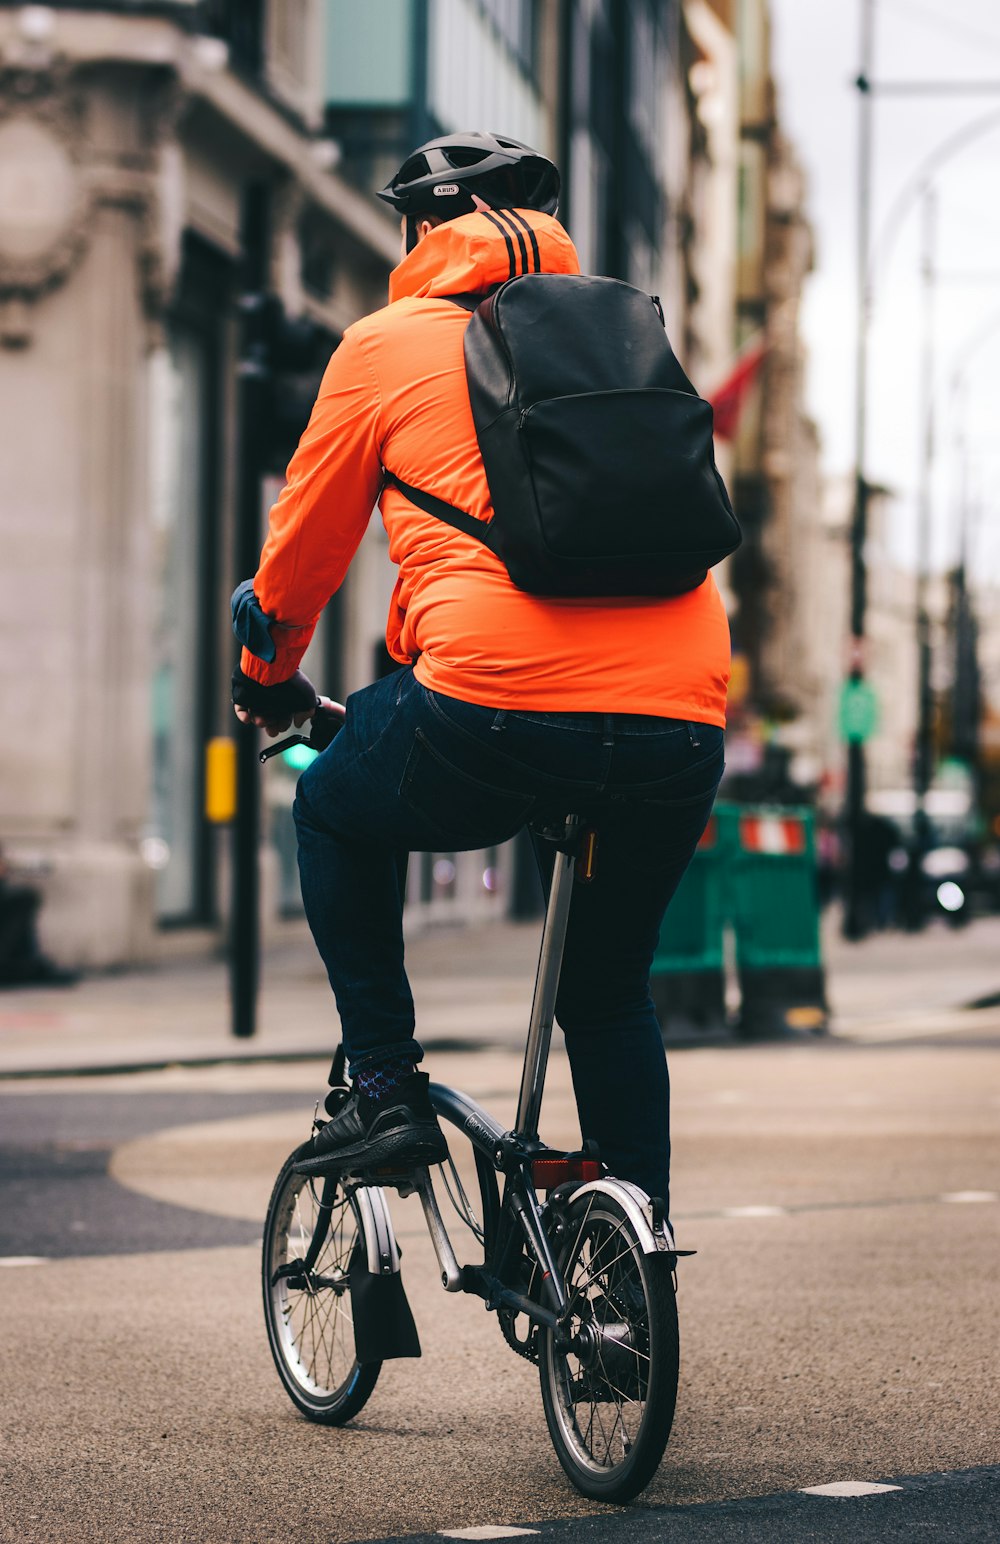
[292,1124,448,1178]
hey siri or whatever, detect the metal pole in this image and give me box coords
[914,185,936,821]
[952,406,979,779]
[231,187,270,1038]
[843,0,876,940]
[901,183,937,930]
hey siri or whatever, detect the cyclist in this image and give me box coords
[232,132,728,1212]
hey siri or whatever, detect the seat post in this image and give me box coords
[513,815,581,1142]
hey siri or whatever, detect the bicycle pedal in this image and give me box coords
[370,1163,430,1191]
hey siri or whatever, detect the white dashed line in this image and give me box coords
[800,1481,903,1498]
[0,1256,48,1268]
[939,1191,999,1204]
[720,1205,788,1218]
[439,1530,540,1540]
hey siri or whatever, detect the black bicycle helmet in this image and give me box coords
[378,130,560,221]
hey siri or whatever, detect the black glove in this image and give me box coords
[231,665,319,721]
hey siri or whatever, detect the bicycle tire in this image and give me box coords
[262,1147,380,1425]
[538,1191,679,1502]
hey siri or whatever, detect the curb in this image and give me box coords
[0,1033,510,1083]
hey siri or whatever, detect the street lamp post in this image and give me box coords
[231,185,271,1040]
[843,0,876,941]
[944,308,1000,798]
[913,184,936,841]
[842,0,1000,939]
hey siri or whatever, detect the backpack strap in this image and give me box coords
[446,292,486,313]
[382,471,499,552]
[380,286,503,548]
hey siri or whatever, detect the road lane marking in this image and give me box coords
[720,1205,788,1218]
[800,1481,903,1497]
[439,1530,540,1540]
[682,1190,1000,1223]
[0,1256,48,1267]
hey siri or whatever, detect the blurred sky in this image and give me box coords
[768,0,1000,577]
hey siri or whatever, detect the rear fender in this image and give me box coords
[566,1178,682,1257]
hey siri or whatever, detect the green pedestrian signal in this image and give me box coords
[281,743,318,771]
[838,678,878,743]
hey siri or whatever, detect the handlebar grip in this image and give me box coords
[308,703,346,752]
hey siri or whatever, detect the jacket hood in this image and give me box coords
[388,209,581,303]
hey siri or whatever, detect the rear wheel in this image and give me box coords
[262,1149,380,1424]
[539,1192,679,1502]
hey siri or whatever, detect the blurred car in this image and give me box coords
[867,787,991,927]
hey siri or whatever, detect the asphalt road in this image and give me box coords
[1,1027,998,1544]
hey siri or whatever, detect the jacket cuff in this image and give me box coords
[231,579,277,662]
[240,645,303,686]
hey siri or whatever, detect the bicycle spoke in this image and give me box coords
[539,1194,678,1497]
[569,1238,636,1301]
[273,1180,359,1393]
[264,1158,383,1427]
[583,1393,597,1451]
[566,1193,597,1276]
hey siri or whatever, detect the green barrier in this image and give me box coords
[649,802,828,1041]
[649,805,733,1039]
[730,807,828,1038]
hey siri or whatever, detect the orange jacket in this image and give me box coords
[242,209,730,724]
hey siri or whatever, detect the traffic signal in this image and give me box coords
[239,293,335,471]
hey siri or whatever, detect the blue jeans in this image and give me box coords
[293,667,724,1203]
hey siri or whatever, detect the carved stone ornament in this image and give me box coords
[0,87,91,344]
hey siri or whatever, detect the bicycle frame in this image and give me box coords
[260,771,677,1353]
[385,814,676,1349]
[260,725,687,1497]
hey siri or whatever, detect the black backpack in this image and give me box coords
[384,273,741,598]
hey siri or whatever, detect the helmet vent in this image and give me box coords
[446,147,491,168]
[397,153,431,185]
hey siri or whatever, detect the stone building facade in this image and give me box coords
[0,3,396,967]
[1,0,822,967]
[692,0,822,798]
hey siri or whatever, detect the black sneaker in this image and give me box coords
[292,1071,448,1178]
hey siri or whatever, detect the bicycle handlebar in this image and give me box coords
[258,699,346,764]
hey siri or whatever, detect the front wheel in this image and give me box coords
[539,1192,679,1502]
[262,1148,380,1425]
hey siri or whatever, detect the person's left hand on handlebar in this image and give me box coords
[232,665,322,738]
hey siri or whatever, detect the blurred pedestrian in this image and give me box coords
[855,811,898,933]
[815,817,841,907]
[0,846,77,988]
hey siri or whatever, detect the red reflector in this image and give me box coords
[697,816,717,850]
[739,815,806,855]
[531,1158,602,1190]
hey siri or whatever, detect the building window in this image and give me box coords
[146,240,226,925]
[299,207,339,301]
[148,324,215,923]
[202,0,266,76]
[478,0,541,79]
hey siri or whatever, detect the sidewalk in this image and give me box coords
[2,910,1000,1078]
